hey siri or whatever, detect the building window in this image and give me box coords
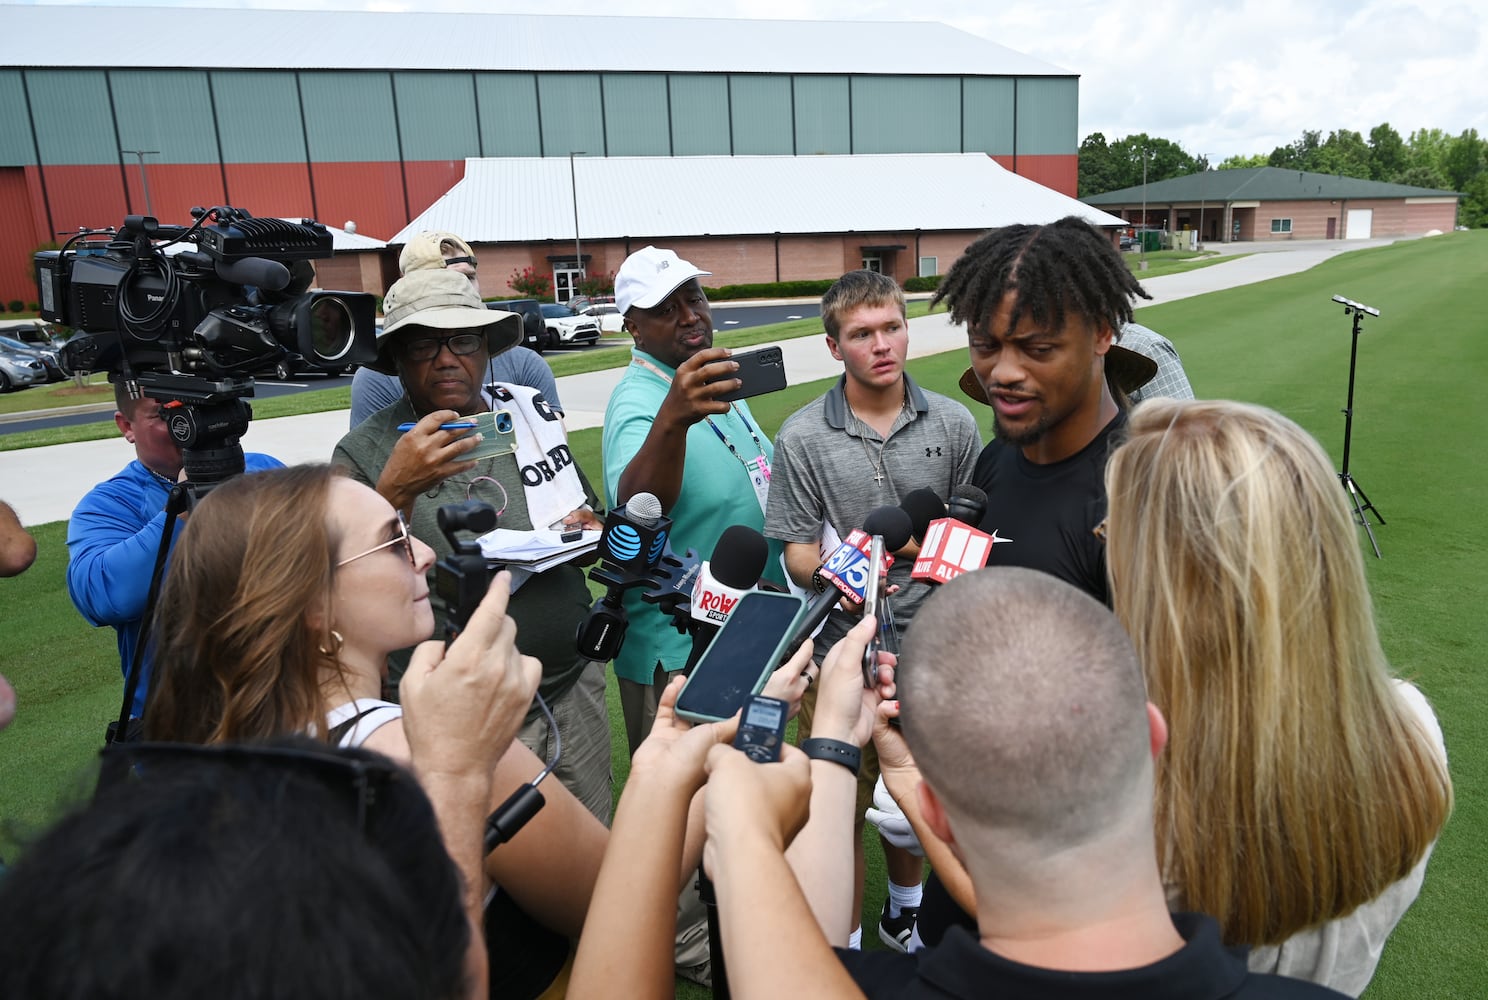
[918,256,937,277]
[1270,218,1293,233]
[862,254,883,273]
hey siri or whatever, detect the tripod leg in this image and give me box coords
[1340,474,1382,559]
[1349,478,1386,525]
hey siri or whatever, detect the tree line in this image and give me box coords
[1078,125,1487,228]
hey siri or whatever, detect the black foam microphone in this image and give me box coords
[899,488,947,545]
[946,484,988,527]
[686,524,770,671]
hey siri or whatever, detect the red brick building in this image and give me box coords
[1083,166,1459,243]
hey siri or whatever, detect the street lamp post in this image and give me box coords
[1140,148,1149,269]
[120,149,159,217]
[1198,156,1207,251]
[569,151,586,300]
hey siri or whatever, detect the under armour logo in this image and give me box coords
[925,446,942,457]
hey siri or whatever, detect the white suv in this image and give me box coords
[540,303,601,347]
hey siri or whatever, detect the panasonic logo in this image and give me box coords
[147,294,165,303]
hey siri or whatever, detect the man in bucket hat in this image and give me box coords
[349,231,561,427]
[333,267,614,823]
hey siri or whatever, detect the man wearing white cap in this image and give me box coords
[602,246,784,752]
[602,246,783,988]
[333,268,612,822]
[349,231,561,427]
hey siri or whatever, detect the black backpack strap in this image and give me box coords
[327,706,382,747]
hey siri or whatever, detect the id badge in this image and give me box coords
[748,455,771,515]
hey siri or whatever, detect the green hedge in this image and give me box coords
[701,280,838,301]
[903,275,942,292]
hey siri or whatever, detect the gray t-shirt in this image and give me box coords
[349,348,560,427]
[764,374,981,653]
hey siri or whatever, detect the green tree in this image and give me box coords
[1441,128,1485,192]
[1458,172,1488,228]
[1315,129,1371,178]
[1394,165,1450,191]
[1217,153,1268,170]
[1368,123,1407,181]
[1405,128,1453,179]
[1078,132,1120,197]
[1268,130,1322,170]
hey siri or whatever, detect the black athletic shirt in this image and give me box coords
[970,411,1127,607]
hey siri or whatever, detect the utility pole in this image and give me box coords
[569,151,586,298]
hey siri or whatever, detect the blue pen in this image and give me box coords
[397,421,479,432]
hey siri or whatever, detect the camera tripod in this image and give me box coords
[1331,295,1385,558]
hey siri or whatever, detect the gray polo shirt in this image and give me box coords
[765,374,981,653]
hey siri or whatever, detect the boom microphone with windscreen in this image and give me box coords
[899,488,947,545]
[946,484,988,527]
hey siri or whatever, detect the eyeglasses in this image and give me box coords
[400,333,485,362]
[98,741,403,833]
[338,511,416,568]
[443,255,478,271]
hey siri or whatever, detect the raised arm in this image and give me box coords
[610,348,738,508]
[569,677,736,998]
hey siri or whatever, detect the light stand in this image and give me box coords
[1331,294,1386,558]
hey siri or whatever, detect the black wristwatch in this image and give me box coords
[810,565,829,594]
[801,737,861,776]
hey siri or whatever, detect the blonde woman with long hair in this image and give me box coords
[1104,398,1452,996]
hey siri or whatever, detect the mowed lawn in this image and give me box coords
[1,232,1483,997]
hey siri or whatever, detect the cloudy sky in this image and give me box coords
[29,0,1488,161]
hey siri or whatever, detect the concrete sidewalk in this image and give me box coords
[1,239,1394,526]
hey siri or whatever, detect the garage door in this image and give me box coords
[1346,209,1373,239]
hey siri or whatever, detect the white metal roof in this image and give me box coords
[2,5,1071,76]
[392,154,1125,245]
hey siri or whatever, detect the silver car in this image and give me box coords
[0,350,45,392]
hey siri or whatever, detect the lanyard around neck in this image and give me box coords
[630,356,767,466]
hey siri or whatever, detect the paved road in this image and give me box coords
[1,238,1404,526]
[0,301,812,435]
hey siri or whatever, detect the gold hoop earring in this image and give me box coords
[318,629,344,657]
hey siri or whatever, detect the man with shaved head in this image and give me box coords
[702,568,1346,999]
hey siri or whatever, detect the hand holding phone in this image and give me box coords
[676,591,805,723]
[732,696,790,763]
[709,346,787,402]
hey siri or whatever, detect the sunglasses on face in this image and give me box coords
[338,511,416,568]
[400,333,485,362]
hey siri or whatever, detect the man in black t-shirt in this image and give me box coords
[910,217,1159,942]
[932,216,1160,606]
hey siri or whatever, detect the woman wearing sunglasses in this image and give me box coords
[146,464,606,998]
[1103,399,1452,996]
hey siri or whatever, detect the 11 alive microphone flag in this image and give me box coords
[912,518,996,584]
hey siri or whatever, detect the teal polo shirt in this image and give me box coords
[602,347,784,684]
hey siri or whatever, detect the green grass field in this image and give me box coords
[1,233,1483,996]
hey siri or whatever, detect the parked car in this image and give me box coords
[539,302,601,348]
[486,298,548,352]
[569,295,624,334]
[0,349,46,392]
[0,334,66,382]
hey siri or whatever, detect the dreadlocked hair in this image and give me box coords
[931,216,1152,340]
